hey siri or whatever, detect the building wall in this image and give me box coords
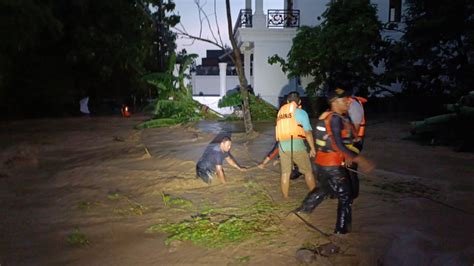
[254,40,297,106]
[192,75,240,96]
[217,0,410,107]
[293,0,329,27]
[294,0,406,41]
[238,27,300,106]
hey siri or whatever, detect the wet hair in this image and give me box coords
[221,136,232,143]
[286,91,301,103]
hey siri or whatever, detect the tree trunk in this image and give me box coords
[225,0,253,133]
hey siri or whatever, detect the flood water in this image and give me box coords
[194,120,275,136]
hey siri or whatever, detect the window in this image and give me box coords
[389,0,401,22]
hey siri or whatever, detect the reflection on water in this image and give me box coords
[194,121,246,134]
[194,120,275,135]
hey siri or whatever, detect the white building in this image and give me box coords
[193,0,405,113]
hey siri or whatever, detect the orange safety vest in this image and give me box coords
[314,111,355,166]
[275,102,306,141]
[350,96,367,138]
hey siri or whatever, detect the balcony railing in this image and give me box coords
[267,9,300,28]
[233,9,253,33]
[233,9,300,33]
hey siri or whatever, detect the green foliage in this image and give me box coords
[235,255,251,263]
[161,192,194,209]
[384,0,474,97]
[219,92,277,121]
[136,118,180,129]
[67,228,89,246]
[0,0,180,117]
[159,215,261,247]
[139,52,205,128]
[177,51,199,93]
[106,191,147,216]
[107,192,121,200]
[147,181,281,248]
[77,201,102,211]
[269,0,386,96]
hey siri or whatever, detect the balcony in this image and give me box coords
[267,9,300,28]
[234,9,300,32]
[233,9,253,33]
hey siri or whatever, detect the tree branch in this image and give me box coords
[174,27,225,50]
[373,84,398,95]
[213,0,224,46]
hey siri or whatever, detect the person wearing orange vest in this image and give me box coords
[275,92,316,199]
[294,86,373,234]
[347,95,367,199]
[348,96,367,151]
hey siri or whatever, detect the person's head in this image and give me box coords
[327,86,352,113]
[219,136,232,152]
[286,91,301,105]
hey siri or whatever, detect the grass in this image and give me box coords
[235,255,251,263]
[107,191,148,216]
[107,192,121,200]
[135,118,180,129]
[161,192,194,209]
[67,228,89,246]
[77,201,102,211]
[147,181,283,248]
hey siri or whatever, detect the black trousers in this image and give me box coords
[297,166,353,234]
[348,139,364,199]
[196,165,214,184]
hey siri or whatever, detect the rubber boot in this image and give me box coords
[334,179,352,234]
[348,169,359,200]
[294,188,329,213]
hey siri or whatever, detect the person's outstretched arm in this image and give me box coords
[215,165,226,184]
[225,156,246,171]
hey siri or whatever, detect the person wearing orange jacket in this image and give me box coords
[347,95,367,199]
[295,86,373,234]
[275,91,316,199]
[348,95,367,151]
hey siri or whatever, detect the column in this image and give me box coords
[253,0,266,29]
[219,62,228,97]
[255,0,263,14]
[191,72,197,95]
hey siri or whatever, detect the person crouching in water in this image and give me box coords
[275,92,316,199]
[196,136,246,184]
[295,86,374,234]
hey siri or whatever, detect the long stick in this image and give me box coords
[291,211,331,237]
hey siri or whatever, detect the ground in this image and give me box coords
[0,115,473,265]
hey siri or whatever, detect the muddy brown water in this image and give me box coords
[0,116,473,265]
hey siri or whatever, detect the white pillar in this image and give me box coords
[244,49,252,87]
[219,62,227,97]
[191,72,197,95]
[253,0,266,28]
[255,0,263,14]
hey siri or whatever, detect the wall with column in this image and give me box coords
[293,0,329,27]
[238,27,298,107]
[191,76,240,96]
